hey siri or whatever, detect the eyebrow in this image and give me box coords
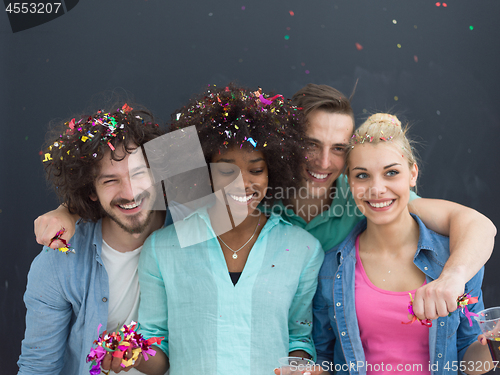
[352,163,401,171]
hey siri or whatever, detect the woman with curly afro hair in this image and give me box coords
[127,84,325,375]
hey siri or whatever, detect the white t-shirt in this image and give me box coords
[101,240,142,375]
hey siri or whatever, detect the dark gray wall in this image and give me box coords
[1,1,499,373]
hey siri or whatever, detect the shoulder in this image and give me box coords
[269,214,321,247]
[412,214,450,258]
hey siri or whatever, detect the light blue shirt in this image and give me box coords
[138,208,325,375]
[312,214,484,375]
[18,213,171,375]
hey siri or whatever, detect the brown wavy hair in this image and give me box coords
[42,105,165,221]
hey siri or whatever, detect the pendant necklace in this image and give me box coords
[217,215,261,259]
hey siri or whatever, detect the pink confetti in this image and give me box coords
[414,55,418,63]
[355,42,363,50]
[286,249,289,251]
[289,10,294,16]
[435,2,441,6]
[305,70,310,74]
[241,6,245,10]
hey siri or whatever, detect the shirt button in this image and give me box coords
[102,297,108,302]
[440,322,445,326]
[336,302,341,307]
[341,332,346,336]
[424,266,428,270]
[437,353,442,358]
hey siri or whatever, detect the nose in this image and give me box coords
[368,175,387,197]
[121,177,137,201]
[315,147,330,170]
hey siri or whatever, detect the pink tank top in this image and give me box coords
[355,236,431,374]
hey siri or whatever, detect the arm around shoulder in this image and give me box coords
[410,198,496,319]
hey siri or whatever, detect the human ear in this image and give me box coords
[409,163,418,187]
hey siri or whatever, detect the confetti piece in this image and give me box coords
[414,55,418,63]
[392,19,397,24]
[289,10,294,16]
[286,249,289,251]
[49,228,76,254]
[305,70,310,74]
[284,35,290,40]
[435,2,441,6]
[442,2,447,6]
[241,6,245,10]
[355,42,363,50]
[394,96,399,101]
[469,26,474,30]
[86,322,163,374]
[397,43,401,48]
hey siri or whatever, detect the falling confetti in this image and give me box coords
[469,25,474,30]
[414,55,418,62]
[289,10,294,16]
[392,19,397,24]
[397,43,402,48]
[305,70,310,74]
[284,35,290,40]
[394,96,399,101]
[241,6,245,10]
[355,42,363,50]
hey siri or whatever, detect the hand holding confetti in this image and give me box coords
[49,228,75,254]
[86,321,163,375]
[403,292,479,327]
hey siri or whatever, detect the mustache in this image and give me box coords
[110,190,150,206]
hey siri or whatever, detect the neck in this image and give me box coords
[101,211,165,252]
[209,204,262,239]
[362,210,419,255]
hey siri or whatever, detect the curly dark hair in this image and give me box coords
[170,84,304,203]
[42,104,165,221]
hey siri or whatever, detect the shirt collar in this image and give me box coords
[336,214,444,272]
[183,205,290,238]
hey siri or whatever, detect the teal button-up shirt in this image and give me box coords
[138,208,324,375]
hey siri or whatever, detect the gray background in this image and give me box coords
[1,0,499,373]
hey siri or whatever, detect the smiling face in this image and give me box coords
[210,147,268,217]
[348,142,418,226]
[300,109,354,198]
[91,145,156,234]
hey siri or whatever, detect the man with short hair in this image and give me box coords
[18,105,167,375]
[279,83,496,319]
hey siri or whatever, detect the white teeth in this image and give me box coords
[368,200,394,208]
[119,199,143,210]
[228,193,254,203]
[308,170,329,180]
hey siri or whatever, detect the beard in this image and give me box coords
[103,191,155,234]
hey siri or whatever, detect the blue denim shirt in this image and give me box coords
[312,214,484,375]
[18,212,171,375]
